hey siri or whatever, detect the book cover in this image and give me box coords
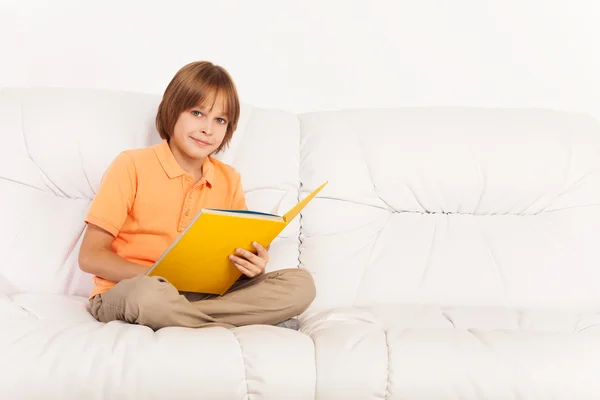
[147,181,328,294]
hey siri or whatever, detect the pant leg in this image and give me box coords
[88,276,234,330]
[186,268,316,327]
[88,268,316,330]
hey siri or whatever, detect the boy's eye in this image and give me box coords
[191,110,203,117]
[216,118,227,125]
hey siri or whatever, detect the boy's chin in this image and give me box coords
[187,149,211,159]
[194,148,217,159]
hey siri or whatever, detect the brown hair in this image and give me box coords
[155,61,240,154]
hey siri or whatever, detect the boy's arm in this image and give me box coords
[79,151,142,282]
[79,224,149,282]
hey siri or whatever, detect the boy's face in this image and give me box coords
[171,93,229,162]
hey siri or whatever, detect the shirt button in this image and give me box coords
[188,193,193,199]
[185,210,190,216]
[185,175,192,181]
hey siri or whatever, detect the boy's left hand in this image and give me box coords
[229,241,269,278]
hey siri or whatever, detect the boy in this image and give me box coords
[79,61,316,330]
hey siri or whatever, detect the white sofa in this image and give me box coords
[1,87,600,399]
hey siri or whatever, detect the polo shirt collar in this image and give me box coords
[155,139,214,186]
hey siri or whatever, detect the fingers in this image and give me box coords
[253,241,269,260]
[231,258,255,277]
[229,243,270,278]
[229,255,262,277]
[235,247,260,264]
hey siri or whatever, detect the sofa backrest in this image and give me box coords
[298,108,600,314]
[4,87,600,314]
[0,87,301,297]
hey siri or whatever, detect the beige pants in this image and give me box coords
[89,268,316,330]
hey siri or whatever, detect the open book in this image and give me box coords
[146,181,328,295]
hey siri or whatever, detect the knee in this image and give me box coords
[281,268,316,315]
[110,276,172,322]
[296,268,317,306]
[125,276,170,310]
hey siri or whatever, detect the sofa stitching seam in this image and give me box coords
[8,296,39,319]
[231,329,251,400]
[384,328,390,400]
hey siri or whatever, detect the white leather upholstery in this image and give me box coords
[0,294,315,399]
[303,305,600,398]
[2,87,600,398]
[0,87,301,297]
[299,108,600,313]
[0,87,307,399]
[294,108,600,398]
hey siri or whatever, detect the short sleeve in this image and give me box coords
[84,152,137,236]
[230,173,248,210]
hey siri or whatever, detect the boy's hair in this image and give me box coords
[155,61,240,154]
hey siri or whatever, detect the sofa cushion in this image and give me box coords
[303,304,600,399]
[298,108,600,314]
[0,87,302,297]
[0,293,315,399]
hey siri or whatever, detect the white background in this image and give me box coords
[1,0,599,118]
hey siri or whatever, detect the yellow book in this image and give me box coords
[146,181,328,295]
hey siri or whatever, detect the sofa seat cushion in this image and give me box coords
[0,294,315,399]
[303,304,600,399]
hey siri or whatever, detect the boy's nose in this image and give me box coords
[201,125,212,136]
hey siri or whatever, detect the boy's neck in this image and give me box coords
[168,140,205,182]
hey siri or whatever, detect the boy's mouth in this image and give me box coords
[190,137,211,147]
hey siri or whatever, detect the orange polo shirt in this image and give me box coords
[84,139,247,298]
